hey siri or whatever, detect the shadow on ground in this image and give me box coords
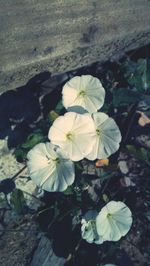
[0,71,65,148]
[0,61,103,149]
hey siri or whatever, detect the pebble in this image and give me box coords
[118,160,129,174]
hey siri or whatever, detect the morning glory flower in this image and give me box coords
[48,112,95,161]
[62,75,105,113]
[27,142,75,192]
[81,210,104,244]
[86,112,122,160]
[96,201,133,242]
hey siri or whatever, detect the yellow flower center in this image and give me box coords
[47,156,60,164]
[66,132,74,140]
[96,128,101,136]
[54,157,60,164]
[78,90,86,97]
[107,213,112,218]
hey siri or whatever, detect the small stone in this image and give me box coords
[120,177,135,187]
[136,134,150,149]
[118,151,129,160]
[87,179,101,203]
[82,160,96,175]
[118,161,129,174]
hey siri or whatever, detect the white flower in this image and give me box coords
[81,210,104,244]
[27,142,75,192]
[96,201,133,242]
[62,75,105,113]
[86,112,122,160]
[48,112,95,161]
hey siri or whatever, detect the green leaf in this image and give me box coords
[63,186,74,196]
[75,191,82,202]
[95,168,113,182]
[0,196,5,204]
[126,145,150,165]
[14,147,27,161]
[113,88,140,107]
[21,131,44,149]
[55,100,64,114]
[100,102,111,113]
[102,193,109,202]
[126,145,137,154]
[122,58,150,92]
[75,162,83,171]
[14,130,45,161]
[123,59,142,90]
[10,189,26,214]
[137,59,150,91]
[48,110,59,123]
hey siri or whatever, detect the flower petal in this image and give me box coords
[86,112,122,160]
[48,112,95,161]
[27,143,75,192]
[81,210,104,244]
[62,75,105,113]
[96,201,132,242]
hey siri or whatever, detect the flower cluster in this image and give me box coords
[27,75,132,244]
[81,201,132,243]
[27,75,121,191]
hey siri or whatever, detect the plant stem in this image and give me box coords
[11,165,27,180]
[123,104,137,144]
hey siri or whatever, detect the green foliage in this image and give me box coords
[10,189,26,214]
[63,184,82,203]
[126,145,150,165]
[55,99,65,114]
[113,88,140,107]
[14,129,45,161]
[122,58,150,92]
[21,130,45,149]
[102,193,109,203]
[101,58,150,112]
[48,110,59,123]
[95,168,114,183]
[100,102,111,113]
[14,100,64,162]
[63,186,75,196]
[0,196,5,204]
[14,148,26,161]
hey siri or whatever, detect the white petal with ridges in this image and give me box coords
[86,112,122,160]
[48,112,95,161]
[96,201,132,242]
[27,142,75,192]
[62,75,105,113]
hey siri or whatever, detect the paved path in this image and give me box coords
[0,0,150,92]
